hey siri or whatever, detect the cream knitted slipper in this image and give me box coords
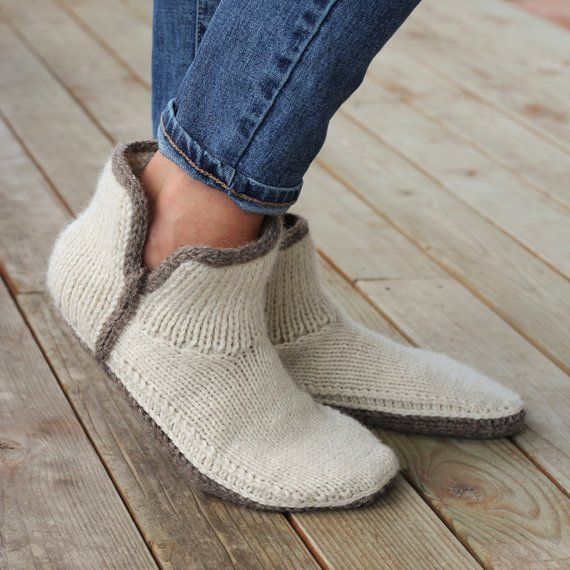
[47,142,399,511]
[266,214,525,439]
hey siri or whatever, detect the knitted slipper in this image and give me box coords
[266,214,526,439]
[47,142,399,511]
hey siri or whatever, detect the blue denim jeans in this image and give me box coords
[153,0,421,214]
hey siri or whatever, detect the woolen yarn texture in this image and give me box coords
[47,142,399,511]
[266,214,526,438]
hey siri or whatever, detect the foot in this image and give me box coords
[140,151,264,268]
[47,143,399,510]
[266,214,525,438]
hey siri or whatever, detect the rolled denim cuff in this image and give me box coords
[158,100,302,215]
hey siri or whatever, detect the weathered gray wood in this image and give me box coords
[318,113,570,373]
[295,166,443,282]
[0,118,69,293]
[292,475,479,570]
[0,280,156,569]
[348,78,570,278]
[398,0,570,147]
[384,433,570,569]
[59,0,152,84]
[19,293,319,570]
[0,21,110,213]
[369,48,570,207]
[119,0,153,25]
[1,0,150,142]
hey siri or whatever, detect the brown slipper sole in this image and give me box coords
[336,406,526,439]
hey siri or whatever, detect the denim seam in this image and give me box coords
[160,116,297,208]
[234,0,340,168]
[195,0,205,51]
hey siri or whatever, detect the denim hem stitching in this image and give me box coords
[160,116,298,208]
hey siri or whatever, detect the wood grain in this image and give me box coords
[1,0,150,142]
[399,0,570,146]
[319,113,570,373]
[0,21,110,213]
[369,48,570,207]
[293,476,479,570]
[348,78,570,277]
[383,434,570,569]
[58,0,152,84]
[0,118,69,293]
[294,167,444,282]
[0,279,156,569]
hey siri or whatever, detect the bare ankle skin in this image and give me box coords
[140,151,264,268]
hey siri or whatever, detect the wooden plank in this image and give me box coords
[398,0,570,146]
[369,47,570,208]
[19,292,320,570]
[292,476,479,570]
[0,279,156,569]
[0,21,110,212]
[0,118,69,293]
[382,434,570,568]
[511,0,570,30]
[1,0,150,142]
[358,276,570,494]
[318,113,570,373]
[59,0,152,84]
[295,166,443,281]
[118,0,153,25]
[347,78,570,278]
[429,0,570,67]
[311,254,570,567]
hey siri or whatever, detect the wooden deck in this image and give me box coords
[1,0,569,567]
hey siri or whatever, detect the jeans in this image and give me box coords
[153,0,421,214]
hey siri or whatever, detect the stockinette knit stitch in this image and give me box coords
[266,214,525,438]
[47,142,399,511]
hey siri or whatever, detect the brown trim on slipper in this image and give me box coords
[143,215,282,294]
[111,141,155,276]
[94,269,147,363]
[336,406,526,439]
[280,213,309,250]
[94,141,155,362]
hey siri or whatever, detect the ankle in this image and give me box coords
[141,152,264,268]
